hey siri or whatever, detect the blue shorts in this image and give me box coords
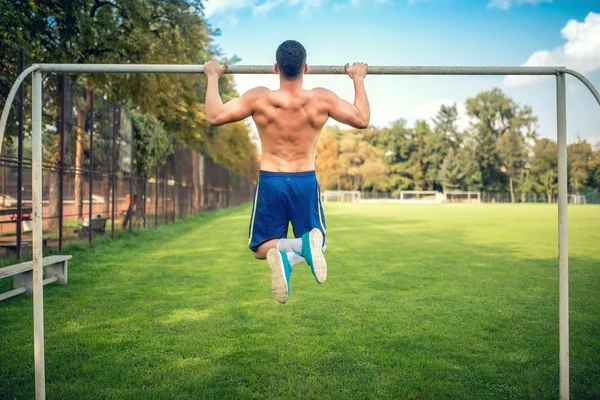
[248,170,327,252]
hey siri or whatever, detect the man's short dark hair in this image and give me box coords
[276,40,307,79]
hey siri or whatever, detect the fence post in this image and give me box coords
[58,74,66,253]
[16,48,24,259]
[163,165,167,224]
[155,163,158,228]
[111,103,116,238]
[88,91,94,244]
[143,174,147,229]
[129,125,133,232]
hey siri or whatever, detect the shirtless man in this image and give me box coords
[204,40,369,303]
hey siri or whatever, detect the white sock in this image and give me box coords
[277,238,302,253]
[286,251,305,266]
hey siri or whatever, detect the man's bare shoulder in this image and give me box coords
[311,87,338,102]
[244,86,270,96]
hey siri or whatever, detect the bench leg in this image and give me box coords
[14,270,33,295]
[46,261,68,285]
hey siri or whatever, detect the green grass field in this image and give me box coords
[0,203,599,399]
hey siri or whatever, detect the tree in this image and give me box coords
[438,137,481,193]
[1,0,258,176]
[531,139,558,203]
[316,127,340,190]
[338,133,387,191]
[466,89,537,192]
[590,144,600,192]
[432,103,461,149]
[567,139,594,192]
[438,147,462,192]
[496,131,527,203]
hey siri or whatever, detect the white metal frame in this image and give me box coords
[321,190,361,203]
[1,64,600,400]
[444,191,482,204]
[400,190,442,202]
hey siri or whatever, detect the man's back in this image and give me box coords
[204,61,369,173]
[252,88,330,172]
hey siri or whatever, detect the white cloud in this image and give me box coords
[290,0,324,16]
[205,0,323,18]
[488,0,551,10]
[487,0,511,10]
[504,12,600,88]
[204,0,255,17]
[352,0,390,5]
[253,0,285,16]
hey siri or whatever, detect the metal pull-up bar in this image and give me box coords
[1,64,599,400]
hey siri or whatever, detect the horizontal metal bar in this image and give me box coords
[2,63,600,153]
[40,63,567,75]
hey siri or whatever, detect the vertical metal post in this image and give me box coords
[129,130,133,232]
[111,103,116,238]
[88,91,94,244]
[556,72,569,400]
[163,165,167,224]
[58,74,66,253]
[16,49,24,259]
[32,71,46,400]
[143,174,147,228]
[155,163,158,227]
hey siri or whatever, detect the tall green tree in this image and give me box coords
[496,131,527,203]
[466,89,537,193]
[567,139,594,192]
[338,133,388,191]
[531,138,558,203]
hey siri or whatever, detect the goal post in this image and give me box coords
[399,190,444,204]
[567,194,586,204]
[444,191,481,204]
[321,190,361,203]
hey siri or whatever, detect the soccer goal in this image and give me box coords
[399,190,444,204]
[444,191,482,204]
[321,190,361,203]
[567,194,587,204]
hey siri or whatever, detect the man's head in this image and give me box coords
[275,40,307,80]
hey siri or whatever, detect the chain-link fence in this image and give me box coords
[0,43,255,259]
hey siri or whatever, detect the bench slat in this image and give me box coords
[0,286,27,301]
[43,276,58,285]
[0,255,72,279]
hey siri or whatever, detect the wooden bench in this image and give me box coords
[0,238,49,257]
[0,255,72,301]
[74,217,108,239]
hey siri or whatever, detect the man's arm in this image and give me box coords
[204,61,265,126]
[318,62,370,129]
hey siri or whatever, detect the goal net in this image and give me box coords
[399,190,444,204]
[444,191,481,204]
[321,190,361,203]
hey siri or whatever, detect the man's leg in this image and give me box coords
[288,173,327,284]
[248,171,308,303]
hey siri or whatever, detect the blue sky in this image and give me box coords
[205,0,600,144]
